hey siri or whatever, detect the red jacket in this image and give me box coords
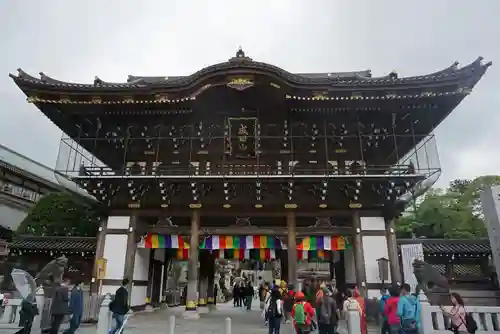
[384,296,400,325]
[292,301,315,329]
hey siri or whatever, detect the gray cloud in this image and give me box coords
[0,0,498,188]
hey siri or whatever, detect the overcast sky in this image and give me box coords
[0,0,498,188]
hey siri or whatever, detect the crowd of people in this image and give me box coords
[250,279,476,334]
[16,276,84,334]
[232,281,257,310]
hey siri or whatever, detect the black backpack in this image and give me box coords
[465,313,478,334]
[268,300,282,318]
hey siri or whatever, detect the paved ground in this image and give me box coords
[114,302,379,334]
[21,301,380,334]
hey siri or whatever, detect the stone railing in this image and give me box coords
[419,291,500,333]
[0,288,102,331]
[346,291,500,334]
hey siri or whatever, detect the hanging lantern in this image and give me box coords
[377,257,389,282]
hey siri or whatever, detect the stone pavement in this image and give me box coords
[74,301,380,334]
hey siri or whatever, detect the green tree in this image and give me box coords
[17,192,100,237]
[396,175,500,239]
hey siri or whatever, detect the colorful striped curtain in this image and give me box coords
[200,236,285,250]
[297,236,350,251]
[176,249,189,260]
[297,250,330,261]
[214,249,277,261]
[141,234,189,249]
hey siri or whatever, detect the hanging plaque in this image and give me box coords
[227,117,257,158]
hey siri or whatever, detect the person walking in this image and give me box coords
[259,282,269,311]
[245,282,254,310]
[64,280,84,334]
[266,288,283,334]
[262,283,272,326]
[109,278,130,334]
[15,294,38,334]
[383,286,401,334]
[282,286,295,324]
[50,277,70,334]
[233,283,240,307]
[379,288,391,334]
[397,283,420,334]
[317,287,339,334]
[352,287,367,334]
[292,292,315,334]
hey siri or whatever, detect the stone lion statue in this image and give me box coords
[35,255,68,297]
[412,259,450,305]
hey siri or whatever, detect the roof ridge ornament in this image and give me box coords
[229,46,253,63]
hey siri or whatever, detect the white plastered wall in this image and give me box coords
[131,248,150,306]
[360,216,389,299]
[101,216,130,295]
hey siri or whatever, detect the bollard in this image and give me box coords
[347,300,362,334]
[96,294,112,334]
[33,287,45,331]
[224,317,231,334]
[168,314,175,334]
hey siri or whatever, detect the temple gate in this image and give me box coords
[9,49,490,315]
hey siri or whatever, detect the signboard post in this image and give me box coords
[481,186,500,284]
[96,258,107,295]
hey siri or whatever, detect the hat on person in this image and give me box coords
[295,292,305,301]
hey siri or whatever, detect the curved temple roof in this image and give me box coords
[9,49,491,91]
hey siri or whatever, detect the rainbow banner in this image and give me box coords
[141,234,189,249]
[297,236,350,251]
[215,248,276,261]
[200,236,285,250]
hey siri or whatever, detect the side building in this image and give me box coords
[0,144,65,234]
[0,144,95,234]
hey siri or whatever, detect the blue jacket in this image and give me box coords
[379,294,390,320]
[69,288,84,317]
[397,294,421,327]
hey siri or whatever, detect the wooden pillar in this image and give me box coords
[287,211,297,287]
[91,219,107,294]
[385,217,402,284]
[146,249,155,304]
[352,211,367,296]
[207,253,215,306]
[185,210,200,312]
[161,248,169,303]
[198,252,208,307]
[123,215,138,294]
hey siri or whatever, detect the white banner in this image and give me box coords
[401,243,424,293]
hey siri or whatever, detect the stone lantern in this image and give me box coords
[377,257,389,292]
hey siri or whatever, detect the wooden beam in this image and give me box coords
[147,225,353,236]
[109,208,383,217]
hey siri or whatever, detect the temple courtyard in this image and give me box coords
[81,301,379,334]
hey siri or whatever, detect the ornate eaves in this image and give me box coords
[9,54,491,92]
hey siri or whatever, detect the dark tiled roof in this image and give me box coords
[10,236,96,251]
[397,238,491,254]
[9,54,491,89]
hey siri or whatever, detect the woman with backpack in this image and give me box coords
[292,292,316,334]
[440,293,476,334]
[266,288,284,334]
